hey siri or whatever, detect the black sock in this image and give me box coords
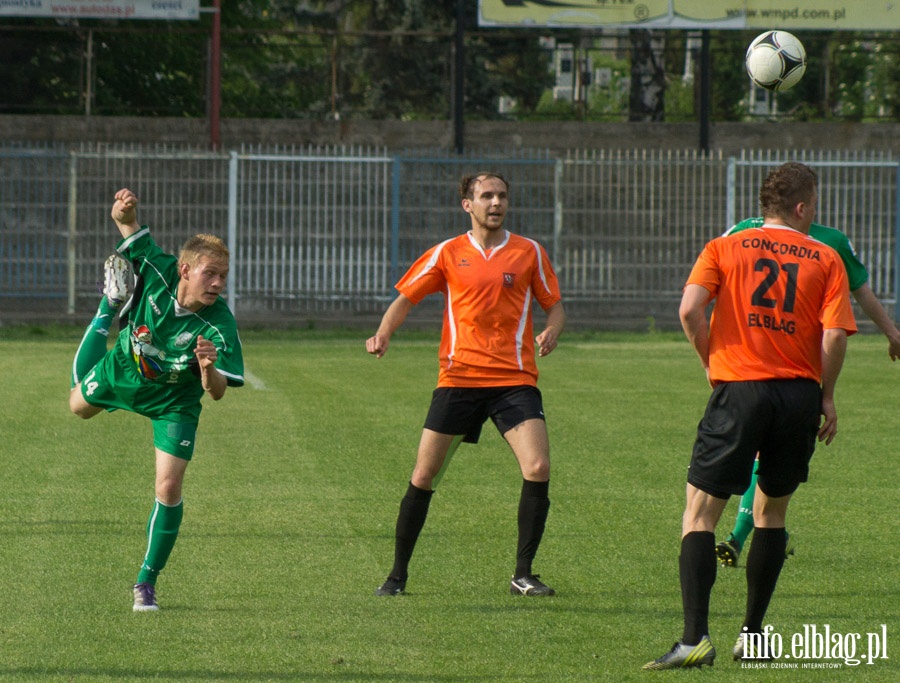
[388,482,433,581]
[680,531,717,645]
[742,527,787,633]
[514,479,550,578]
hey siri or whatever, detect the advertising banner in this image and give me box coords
[479,1,900,31]
[0,0,199,20]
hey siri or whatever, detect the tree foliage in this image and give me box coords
[1,5,899,124]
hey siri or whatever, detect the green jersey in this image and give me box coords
[115,227,244,402]
[726,218,869,291]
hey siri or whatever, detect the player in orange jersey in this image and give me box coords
[366,172,566,597]
[716,217,900,568]
[644,162,857,670]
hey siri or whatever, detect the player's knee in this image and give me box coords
[410,471,436,490]
[69,389,96,418]
[154,469,186,504]
[155,482,183,506]
[521,459,550,482]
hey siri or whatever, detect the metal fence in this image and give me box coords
[1,142,897,329]
[726,150,900,305]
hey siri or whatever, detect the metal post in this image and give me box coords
[453,0,465,155]
[725,156,736,229]
[227,151,238,312]
[894,161,900,322]
[84,29,93,117]
[390,157,401,288]
[699,30,711,153]
[67,153,78,315]
[553,159,563,260]
[209,0,222,150]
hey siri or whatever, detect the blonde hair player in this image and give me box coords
[69,188,244,612]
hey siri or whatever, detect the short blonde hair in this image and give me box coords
[178,234,229,269]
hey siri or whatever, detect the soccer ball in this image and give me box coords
[745,30,807,92]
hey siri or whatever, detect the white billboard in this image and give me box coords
[0,0,199,20]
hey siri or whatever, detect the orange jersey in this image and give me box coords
[687,225,857,383]
[397,230,562,388]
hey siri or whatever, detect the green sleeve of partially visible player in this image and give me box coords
[807,223,869,291]
[723,217,764,236]
[727,218,869,291]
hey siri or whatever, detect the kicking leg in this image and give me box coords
[71,254,132,388]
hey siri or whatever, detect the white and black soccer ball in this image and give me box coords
[745,30,807,92]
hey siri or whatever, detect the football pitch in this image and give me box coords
[0,327,897,682]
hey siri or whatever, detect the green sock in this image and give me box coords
[71,297,119,387]
[729,468,759,551]
[136,499,184,586]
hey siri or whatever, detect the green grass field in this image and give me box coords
[0,327,897,682]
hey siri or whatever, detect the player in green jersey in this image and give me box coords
[714,217,900,568]
[69,188,244,611]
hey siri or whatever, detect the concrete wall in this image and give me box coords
[4,115,900,154]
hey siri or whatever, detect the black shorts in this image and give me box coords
[687,379,821,499]
[423,385,545,444]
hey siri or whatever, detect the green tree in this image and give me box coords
[0,25,83,114]
[3,8,899,124]
[93,24,207,116]
[865,40,900,120]
[829,34,892,121]
[330,1,552,120]
[629,30,665,122]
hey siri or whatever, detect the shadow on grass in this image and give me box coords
[1,519,131,535]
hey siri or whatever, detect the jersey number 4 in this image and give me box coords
[83,369,99,397]
[751,259,799,313]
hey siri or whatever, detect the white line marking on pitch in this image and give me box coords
[244,369,268,391]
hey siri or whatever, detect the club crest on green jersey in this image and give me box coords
[131,324,165,379]
[174,331,194,349]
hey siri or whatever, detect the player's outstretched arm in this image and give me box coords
[851,283,900,361]
[110,188,141,239]
[366,294,414,359]
[536,301,566,357]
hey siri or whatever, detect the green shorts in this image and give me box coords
[149,420,198,461]
[80,349,202,460]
